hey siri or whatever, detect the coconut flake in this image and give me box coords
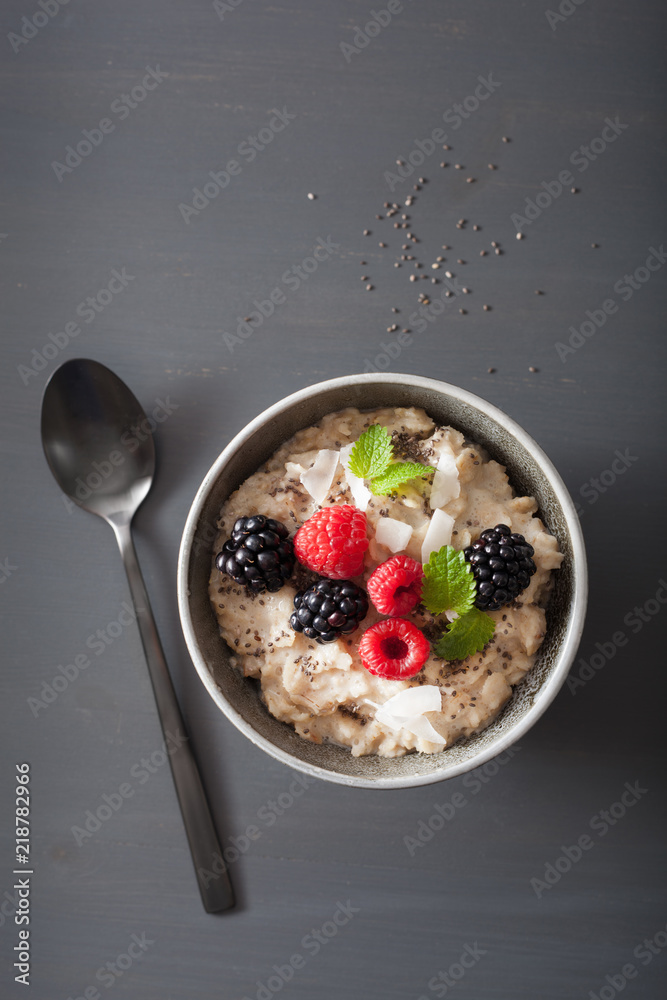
[375,685,442,721]
[339,443,371,511]
[430,442,460,509]
[374,517,413,553]
[300,449,339,505]
[421,508,455,563]
[374,685,446,745]
[403,716,447,745]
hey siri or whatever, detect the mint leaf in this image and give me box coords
[369,461,434,496]
[421,546,476,616]
[433,608,496,661]
[347,424,393,479]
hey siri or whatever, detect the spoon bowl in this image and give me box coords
[41,359,233,913]
[42,359,154,519]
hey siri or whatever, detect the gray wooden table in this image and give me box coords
[1,1,665,997]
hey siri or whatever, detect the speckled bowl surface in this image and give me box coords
[177,374,587,788]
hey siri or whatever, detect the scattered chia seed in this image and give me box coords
[365,284,373,291]
[488,366,496,373]
[529,366,538,372]
[363,229,371,235]
[307,192,316,200]
[516,232,524,240]
[483,304,491,311]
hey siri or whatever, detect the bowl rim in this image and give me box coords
[177,373,588,789]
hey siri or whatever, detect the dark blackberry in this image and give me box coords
[464,523,537,612]
[290,578,369,644]
[215,515,294,594]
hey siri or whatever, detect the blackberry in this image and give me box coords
[464,524,537,612]
[290,578,369,644]
[215,515,294,594]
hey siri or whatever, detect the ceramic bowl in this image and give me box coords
[177,374,587,788]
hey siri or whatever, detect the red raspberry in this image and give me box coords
[367,555,424,616]
[294,504,369,579]
[358,618,430,679]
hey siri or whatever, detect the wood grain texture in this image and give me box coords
[1,0,665,997]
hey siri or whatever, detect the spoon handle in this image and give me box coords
[110,517,234,913]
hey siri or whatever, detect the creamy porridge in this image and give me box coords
[209,406,563,757]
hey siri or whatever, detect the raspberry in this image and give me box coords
[366,555,424,616]
[358,618,430,679]
[294,504,369,579]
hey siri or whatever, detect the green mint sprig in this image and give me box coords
[433,608,496,661]
[369,462,432,496]
[421,546,475,616]
[422,545,496,661]
[347,424,434,496]
[348,424,393,479]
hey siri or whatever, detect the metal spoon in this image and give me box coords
[41,358,234,913]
